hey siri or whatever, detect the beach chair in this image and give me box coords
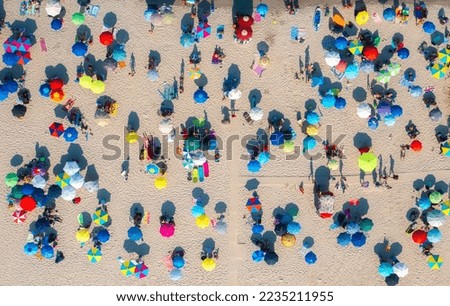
[330,67,345,80]
[243,112,254,125]
[252,62,265,77]
[87,5,100,17]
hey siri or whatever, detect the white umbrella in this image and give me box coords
[190,151,206,166]
[84,180,99,193]
[214,221,228,234]
[249,107,264,121]
[357,103,372,119]
[31,176,46,189]
[325,51,340,67]
[427,210,446,227]
[228,88,242,100]
[61,185,77,201]
[45,1,62,17]
[63,161,80,176]
[393,262,408,278]
[159,119,173,135]
[150,13,163,26]
[69,172,85,189]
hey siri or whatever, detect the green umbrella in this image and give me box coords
[193,117,206,128]
[376,70,391,84]
[373,36,381,47]
[429,191,442,204]
[72,12,85,25]
[282,140,295,153]
[11,185,23,199]
[359,218,374,232]
[5,173,19,187]
[358,152,378,173]
[185,136,200,151]
[387,63,401,76]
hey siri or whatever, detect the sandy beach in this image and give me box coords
[0,0,449,286]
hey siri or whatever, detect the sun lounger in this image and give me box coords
[87,5,100,17]
[243,112,254,125]
[192,168,199,183]
[199,165,205,182]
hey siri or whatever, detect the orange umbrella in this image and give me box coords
[333,13,346,28]
[50,89,65,102]
[336,59,347,73]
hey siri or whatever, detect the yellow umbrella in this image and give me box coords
[188,67,202,80]
[306,125,318,136]
[126,131,139,143]
[154,175,167,190]
[201,258,216,271]
[355,11,369,25]
[110,102,119,116]
[195,214,210,229]
[79,75,93,89]
[258,55,270,68]
[327,159,339,171]
[91,80,105,94]
[281,233,296,247]
[76,228,90,243]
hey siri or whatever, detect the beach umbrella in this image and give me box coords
[397,48,409,59]
[111,47,126,62]
[170,269,183,281]
[41,245,54,259]
[325,51,340,67]
[348,39,363,55]
[442,201,450,215]
[134,263,149,279]
[46,1,62,17]
[335,97,346,110]
[34,218,50,233]
[146,163,160,175]
[378,262,394,277]
[287,222,301,235]
[387,62,401,76]
[327,159,339,170]
[409,85,423,98]
[4,37,17,53]
[172,256,185,269]
[13,36,32,52]
[49,122,64,137]
[63,127,78,142]
[427,210,445,227]
[332,12,346,28]
[345,63,359,79]
[31,175,46,189]
[196,214,210,229]
[391,105,403,117]
[196,22,211,39]
[103,57,117,71]
[51,18,62,31]
[264,251,279,265]
[442,141,450,157]
[410,140,422,152]
[5,173,19,187]
[305,251,317,265]
[360,60,374,73]
[97,229,110,243]
[194,88,209,103]
[160,223,175,238]
[384,114,396,127]
[76,228,90,243]
[355,10,369,25]
[99,31,114,46]
[0,86,8,101]
[146,69,159,82]
[383,8,395,21]
[61,185,76,201]
[22,184,34,196]
[428,255,443,270]
[12,103,27,118]
[256,3,269,17]
[154,175,167,190]
[249,107,264,121]
[321,94,335,109]
[190,205,205,219]
[235,27,253,41]
[318,193,335,218]
[121,260,136,277]
[180,33,195,48]
[93,208,108,226]
[79,75,93,89]
[3,80,18,93]
[427,228,442,243]
[376,70,391,84]
[412,230,427,244]
[281,233,296,247]
[87,247,102,263]
[182,158,194,170]
[55,172,70,188]
[128,226,143,241]
[252,224,264,234]
[2,52,19,66]
[282,140,295,153]
[306,125,318,136]
[305,111,320,124]
[377,102,391,117]
[363,46,379,60]
[162,12,175,25]
[126,131,139,144]
[12,210,27,224]
[202,258,216,271]
[91,80,105,94]
[422,21,435,34]
[337,232,351,247]
[394,263,409,278]
[144,8,157,21]
[418,197,431,210]
[150,13,163,26]
[368,117,379,130]
[346,221,360,235]
[228,88,242,100]
[259,55,270,68]
[430,63,447,79]
[360,218,374,232]
[429,108,443,122]
[335,60,347,73]
[188,67,202,80]
[20,196,36,211]
[359,152,377,173]
[215,220,228,234]
[39,83,51,97]
[270,131,284,146]
[351,232,366,247]
[252,250,265,263]
[158,119,173,135]
[303,136,317,151]
[11,185,23,199]
[72,12,85,25]
[71,42,88,57]
[24,242,38,256]
[47,184,62,198]
[385,274,399,286]
[438,48,450,64]
[431,31,445,46]
[237,15,254,28]
[63,161,80,176]
[334,37,348,50]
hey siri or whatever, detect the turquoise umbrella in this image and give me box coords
[378,262,394,277]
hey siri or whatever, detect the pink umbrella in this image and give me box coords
[134,262,149,279]
[160,223,175,238]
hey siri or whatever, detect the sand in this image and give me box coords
[0,0,449,286]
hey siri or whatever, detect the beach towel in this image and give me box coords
[87,5,100,17]
[252,63,265,77]
[372,13,382,23]
[290,27,298,41]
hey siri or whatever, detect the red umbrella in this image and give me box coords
[410,140,422,152]
[363,45,379,60]
[20,196,37,212]
[237,15,254,28]
[99,31,114,46]
[160,223,175,238]
[49,122,65,137]
[49,78,64,90]
[12,210,27,223]
[412,230,427,244]
[236,27,253,41]
[335,59,347,72]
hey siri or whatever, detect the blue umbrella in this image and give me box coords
[431,31,445,46]
[191,205,205,217]
[427,228,442,243]
[287,222,301,235]
[417,197,431,210]
[409,85,423,98]
[256,3,269,17]
[397,48,409,59]
[360,60,374,73]
[337,232,351,246]
[305,251,317,265]
[383,8,395,21]
[172,256,185,269]
[252,250,265,262]
[264,251,279,265]
[311,76,324,87]
[377,102,391,117]
[2,52,19,66]
[97,228,110,243]
[193,88,209,103]
[112,47,126,62]
[22,184,34,195]
[321,94,335,109]
[385,273,399,286]
[270,131,284,146]
[258,151,270,165]
[71,42,88,57]
[33,190,47,207]
[368,117,379,130]
[39,83,51,97]
[280,214,293,225]
[391,105,403,117]
[35,218,51,233]
[24,242,39,255]
[252,224,264,234]
[169,269,183,281]
[3,80,18,93]
[422,21,435,34]
[47,184,62,198]
[303,136,317,151]
[51,18,62,30]
[306,111,320,124]
[128,226,143,241]
[0,86,8,101]
[351,232,366,247]
[345,64,359,79]
[144,9,157,21]
[384,114,396,127]
[334,37,348,50]
[346,221,360,234]
[180,33,195,48]
[247,160,261,173]
[378,262,394,277]
[63,127,78,143]
[335,97,346,109]
[41,245,54,259]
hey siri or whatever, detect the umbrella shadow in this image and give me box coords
[192,187,209,207]
[435,181,449,194]
[10,154,23,167]
[375,45,395,68]
[406,207,420,222]
[103,12,117,28]
[146,0,175,7]
[353,132,372,149]
[342,197,369,220]
[353,87,367,102]
[215,201,227,214]
[248,89,262,107]
[267,109,284,126]
[53,105,67,119]
[226,64,241,88]
[374,239,403,262]
[318,77,342,96]
[160,99,174,112]
[197,0,211,22]
[45,64,69,84]
[130,203,144,219]
[181,13,194,33]
[194,74,208,88]
[97,188,111,203]
[244,178,260,191]
[256,128,268,147]
[0,0,4,20]
[0,66,24,81]
[11,18,37,36]
[314,166,331,192]
[262,231,276,250]
[413,179,425,191]
[232,0,254,22]
[76,25,91,39]
[161,201,176,218]
[127,111,140,131]
[424,174,436,188]
[272,206,286,218]
[149,50,161,66]
[404,67,416,80]
[257,41,269,55]
[202,238,215,252]
[85,164,99,181]
[115,29,129,44]
[123,239,150,257]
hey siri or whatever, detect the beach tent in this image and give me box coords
[332,13,346,28]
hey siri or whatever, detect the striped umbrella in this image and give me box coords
[430,63,448,79]
[12,210,27,223]
[121,260,136,277]
[87,247,102,263]
[438,48,450,64]
[93,208,109,225]
[134,262,149,279]
[348,40,363,55]
[428,255,443,270]
[55,172,70,187]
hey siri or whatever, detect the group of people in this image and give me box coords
[20,0,41,16]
